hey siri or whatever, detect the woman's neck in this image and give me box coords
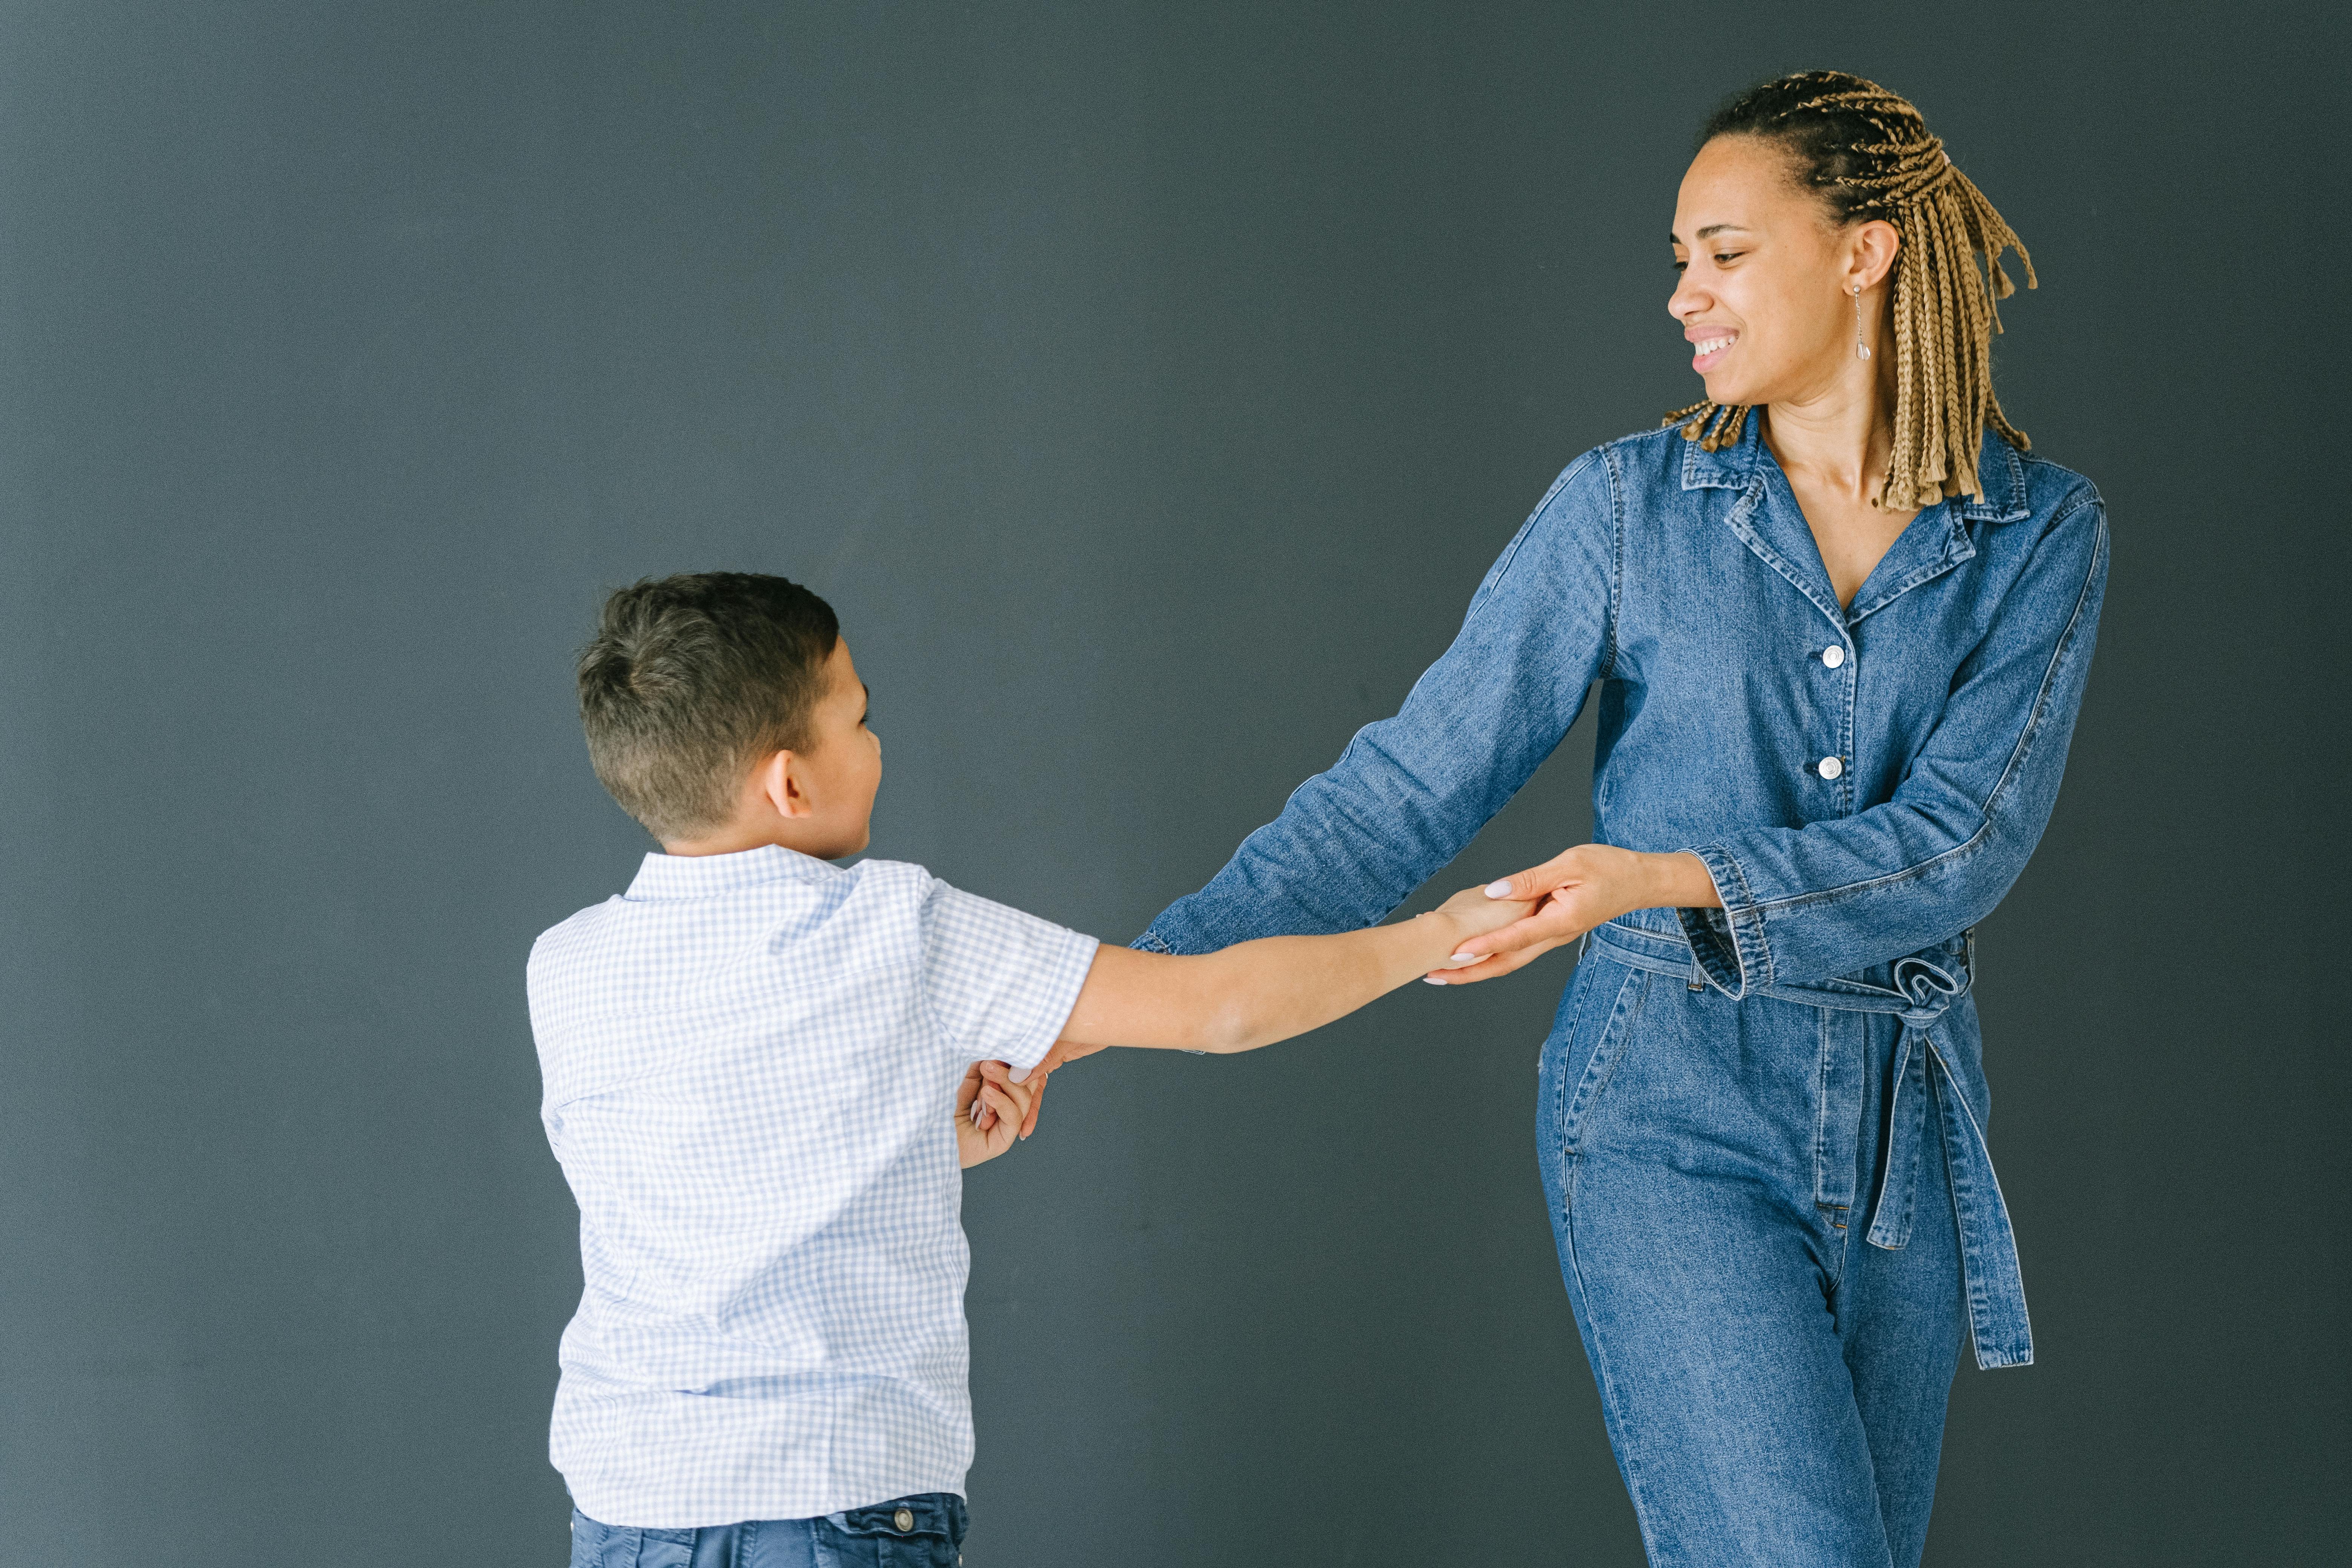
[1759,363,1899,507]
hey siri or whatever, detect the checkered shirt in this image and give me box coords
[527,845,1098,1527]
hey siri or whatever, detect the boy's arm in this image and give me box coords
[1054,885,1534,1056]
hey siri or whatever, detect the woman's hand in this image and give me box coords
[1425,845,1721,985]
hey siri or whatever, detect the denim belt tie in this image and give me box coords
[1584,924,2034,1371]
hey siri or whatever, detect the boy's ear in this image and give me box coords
[754,750,814,821]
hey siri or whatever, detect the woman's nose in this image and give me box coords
[1668,272,1708,323]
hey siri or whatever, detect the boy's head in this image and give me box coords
[578,572,880,859]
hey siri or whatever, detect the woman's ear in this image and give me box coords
[1850,218,1901,293]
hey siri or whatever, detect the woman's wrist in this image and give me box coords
[1633,850,1723,912]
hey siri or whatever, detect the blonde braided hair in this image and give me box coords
[1666,72,2035,510]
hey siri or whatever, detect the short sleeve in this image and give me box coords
[917,878,1100,1070]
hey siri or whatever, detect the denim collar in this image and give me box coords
[1679,415,2031,524]
[1683,415,2026,630]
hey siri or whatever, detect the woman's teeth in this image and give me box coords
[1695,335,1737,356]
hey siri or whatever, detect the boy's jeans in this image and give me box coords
[569,1493,966,1567]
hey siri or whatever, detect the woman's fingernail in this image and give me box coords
[1422,974,1447,985]
[1008,1066,1030,1084]
[1485,880,1514,898]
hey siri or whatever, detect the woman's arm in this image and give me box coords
[1005,455,1619,1125]
[1447,492,2110,992]
[1139,451,1620,957]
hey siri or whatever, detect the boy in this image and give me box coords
[530,572,1526,1564]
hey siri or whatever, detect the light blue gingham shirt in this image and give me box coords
[528,845,1099,1527]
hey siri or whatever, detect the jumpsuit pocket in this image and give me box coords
[1559,964,1649,1163]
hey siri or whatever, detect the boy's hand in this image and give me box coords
[1434,882,1539,939]
[956,1060,1035,1168]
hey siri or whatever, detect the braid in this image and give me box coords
[1924,195,1962,492]
[1664,72,2036,507]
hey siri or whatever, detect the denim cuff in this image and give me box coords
[1675,845,1771,998]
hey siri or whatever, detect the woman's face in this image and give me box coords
[1669,135,1875,410]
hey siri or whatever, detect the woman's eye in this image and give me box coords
[1714,251,1743,265]
[1671,259,1688,273]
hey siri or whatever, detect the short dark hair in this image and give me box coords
[577,572,841,841]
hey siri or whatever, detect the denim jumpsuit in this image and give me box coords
[1138,418,2109,1566]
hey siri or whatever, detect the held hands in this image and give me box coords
[1006,881,1544,1139]
[1002,858,1681,1137]
[956,1059,1036,1168]
[1424,882,1540,952]
[1425,844,1721,985]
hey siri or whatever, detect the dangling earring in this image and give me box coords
[1853,283,1872,361]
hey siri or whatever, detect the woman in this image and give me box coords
[1038,72,2106,1565]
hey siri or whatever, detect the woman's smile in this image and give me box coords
[1687,328,1740,371]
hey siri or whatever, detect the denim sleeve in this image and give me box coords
[1137,451,1618,955]
[1678,493,2110,993]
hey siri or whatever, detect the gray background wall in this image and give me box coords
[2,2,2341,1563]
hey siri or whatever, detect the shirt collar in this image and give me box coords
[1680,415,2031,524]
[624,842,839,900]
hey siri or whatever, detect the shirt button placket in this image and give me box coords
[1814,643,1853,803]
